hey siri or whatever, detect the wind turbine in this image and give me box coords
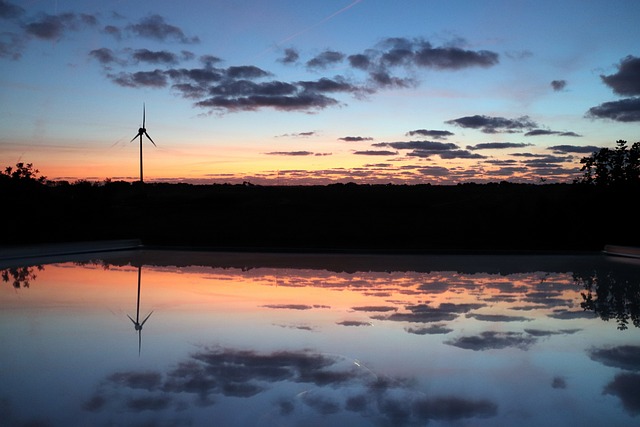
[127,266,153,356]
[130,103,156,183]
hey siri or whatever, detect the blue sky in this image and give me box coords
[1,0,639,184]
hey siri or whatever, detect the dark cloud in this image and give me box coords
[586,97,640,122]
[376,302,484,323]
[307,50,345,69]
[414,44,499,70]
[405,324,453,335]
[339,136,373,142]
[445,115,537,133]
[548,145,600,154]
[279,47,299,64]
[298,76,357,93]
[261,303,314,309]
[336,320,371,327]
[378,140,458,151]
[547,309,597,320]
[109,69,168,88]
[524,129,582,137]
[552,377,567,389]
[264,151,315,156]
[603,373,640,415]
[196,91,339,112]
[102,25,121,39]
[351,306,397,312]
[353,150,398,156]
[24,12,96,40]
[589,345,640,371]
[551,80,567,91]
[412,396,498,422]
[0,32,25,59]
[0,0,24,19]
[132,48,178,65]
[406,129,454,139]
[600,55,640,96]
[108,372,162,391]
[465,313,532,322]
[226,65,271,79]
[127,14,199,43]
[524,328,580,337]
[446,331,537,351]
[89,48,120,65]
[429,149,486,159]
[467,142,533,150]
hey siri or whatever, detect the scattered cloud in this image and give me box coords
[445,115,537,133]
[353,150,398,156]
[551,80,567,91]
[339,136,373,142]
[446,331,537,351]
[405,324,453,335]
[600,55,640,96]
[405,129,454,139]
[524,129,582,137]
[586,97,640,122]
[467,142,533,150]
[589,345,640,371]
[548,145,599,154]
[279,47,299,64]
[24,12,97,40]
[0,0,24,19]
[306,50,345,69]
[603,373,640,416]
[126,14,199,44]
[465,313,532,322]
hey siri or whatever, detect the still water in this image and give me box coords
[1,250,639,426]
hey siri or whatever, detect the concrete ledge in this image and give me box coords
[0,239,143,261]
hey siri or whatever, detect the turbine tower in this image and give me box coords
[127,266,153,356]
[130,103,156,183]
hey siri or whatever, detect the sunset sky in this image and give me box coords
[2,0,639,184]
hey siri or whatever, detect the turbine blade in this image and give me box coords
[130,134,139,142]
[127,314,136,324]
[144,132,156,146]
[141,311,153,326]
[142,103,146,128]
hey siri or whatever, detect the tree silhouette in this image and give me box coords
[575,269,640,330]
[578,140,640,186]
[1,266,44,289]
[1,162,46,185]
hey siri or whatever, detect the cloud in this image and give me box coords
[445,331,537,351]
[0,0,24,19]
[375,302,484,323]
[465,313,532,322]
[551,80,567,91]
[405,324,453,335]
[89,47,121,65]
[600,55,640,96]
[109,69,168,88]
[127,14,199,43]
[378,140,458,151]
[265,151,315,156]
[353,150,398,156]
[102,24,121,39]
[0,32,25,59]
[339,136,373,142]
[132,48,178,65]
[307,50,345,69]
[351,305,397,312]
[336,320,371,326]
[603,373,640,416]
[467,142,533,150]
[261,304,314,309]
[524,129,582,137]
[412,396,498,422]
[445,115,537,133]
[548,145,600,154]
[279,47,299,64]
[586,97,640,122]
[406,129,454,139]
[589,345,640,371]
[23,12,97,40]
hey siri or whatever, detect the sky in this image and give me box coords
[1,0,640,185]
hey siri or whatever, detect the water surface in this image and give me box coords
[1,250,639,426]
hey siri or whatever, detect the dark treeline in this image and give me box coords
[3,179,638,252]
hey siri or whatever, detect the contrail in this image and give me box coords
[257,0,363,58]
[278,0,363,45]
